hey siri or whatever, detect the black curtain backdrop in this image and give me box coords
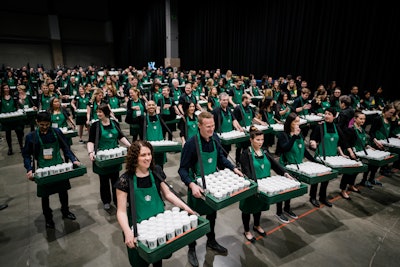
[111,1,166,70]
[113,0,399,98]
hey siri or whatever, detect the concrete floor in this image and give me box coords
[1,124,400,267]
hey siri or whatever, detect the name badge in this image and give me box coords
[24,105,29,109]
[43,148,53,159]
[52,123,58,128]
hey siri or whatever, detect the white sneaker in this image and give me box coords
[104,203,111,210]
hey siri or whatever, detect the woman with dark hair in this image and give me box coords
[275,91,291,122]
[239,126,294,241]
[0,83,25,155]
[276,113,316,222]
[115,140,195,267]
[178,102,198,146]
[87,103,131,210]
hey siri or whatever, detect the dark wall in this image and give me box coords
[176,0,399,97]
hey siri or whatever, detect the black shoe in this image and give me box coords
[45,219,55,229]
[7,149,13,155]
[243,232,256,243]
[62,212,76,220]
[206,240,228,254]
[0,204,8,210]
[320,199,333,207]
[188,249,199,267]
[253,226,267,237]
[310,198,320,208]
[347,186,361,194]
[370,179,383,186]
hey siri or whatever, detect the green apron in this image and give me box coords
[186,116,198,140]
[298,98,310,116]
[36,129,71,197]
[375,117,390,140]
[211,97,220,109]
[354,125,368,152]
[77,96,89,109]
[233,88,243,104]
[146,115,166,165]
[316,101,331,114]
[92,102,99,120]
[279,136,305,165]
[161,98,171,116]
[1,97,16,113]
[109,97,120,109]
[239,147,270,214]
[51,112,68,128]
[131,100,145,118]
[127,171,165,267]
[41,95,52,111]
[251,87,260,96]
[240,105,253,127]
[93,121,122,175]
[220,109,234,133]
[188,134,217,215]
[315,123,339,158]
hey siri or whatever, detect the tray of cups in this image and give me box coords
[355,149,398,167]
[149,140,182,153]
[197,169,258,210]
[60,128,78,138]
[34,164,87,185]
[317,156,368,174]
[244,125,272,135]
[257,176,308,205]
[111,108,127,116]
[379,138,400,149]
[0,110,27,122]
[218,131,250,145]
[285,162,339,184]
[137,208,210,264]
[94,147,128,168]
[76,109,88,117]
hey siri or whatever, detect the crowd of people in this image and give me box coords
[1,64,399,267]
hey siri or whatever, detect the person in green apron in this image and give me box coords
[107,87,124,122]
[233,93,267,164]
[126,88,146,142]
[349,86,361,109]
[86,88,107,127]
[338,111,366,197]
[227,78,244,107]
[293,88,312,136]
[207,86,220,112]
[0,83,25,155]
[49,97,75,147]
[240,126,294,241]
[309,107,348,208]
[22,111,80,228]
[275,92,292,122]
[141,100,167,167]
[87,104,131,210]
[178,111,243,267]
[367,104,397,183]
[157,86,178,141]
[178,83,202,116]
[178,102,198,146]
[212,92,243,164]
[115,140,195,267]
[311,88,330,115]
[276,113,316,223]
[71,86,90,143]
[259,96,278,150]
[17,84,38,131]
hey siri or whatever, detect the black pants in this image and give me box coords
[189,211,217,249]
[99,172,119,206]
[5,129,24,150]
[310,181,329,200]
[362,165,378,183]
[276,200,291,215]
[241,212,262,232]
[340,173,357,190]
[41,190,69,220]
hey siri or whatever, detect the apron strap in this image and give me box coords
[159,115,173,138]
[127,176,138,238]
[143,115,147,141]
[152,170,189,205]
[320,123,326,160]
[194,136,207,190]
[247,148,258,183]
[94,122,100,154]
[112,119,129,143]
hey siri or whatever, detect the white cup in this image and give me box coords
[165,227,175,240]
[171,206,180,213]
[174,222,183,236]
[189,215,198,228]
[156,230,166,245]
[147,235,157,249]
[138,235,148,247]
